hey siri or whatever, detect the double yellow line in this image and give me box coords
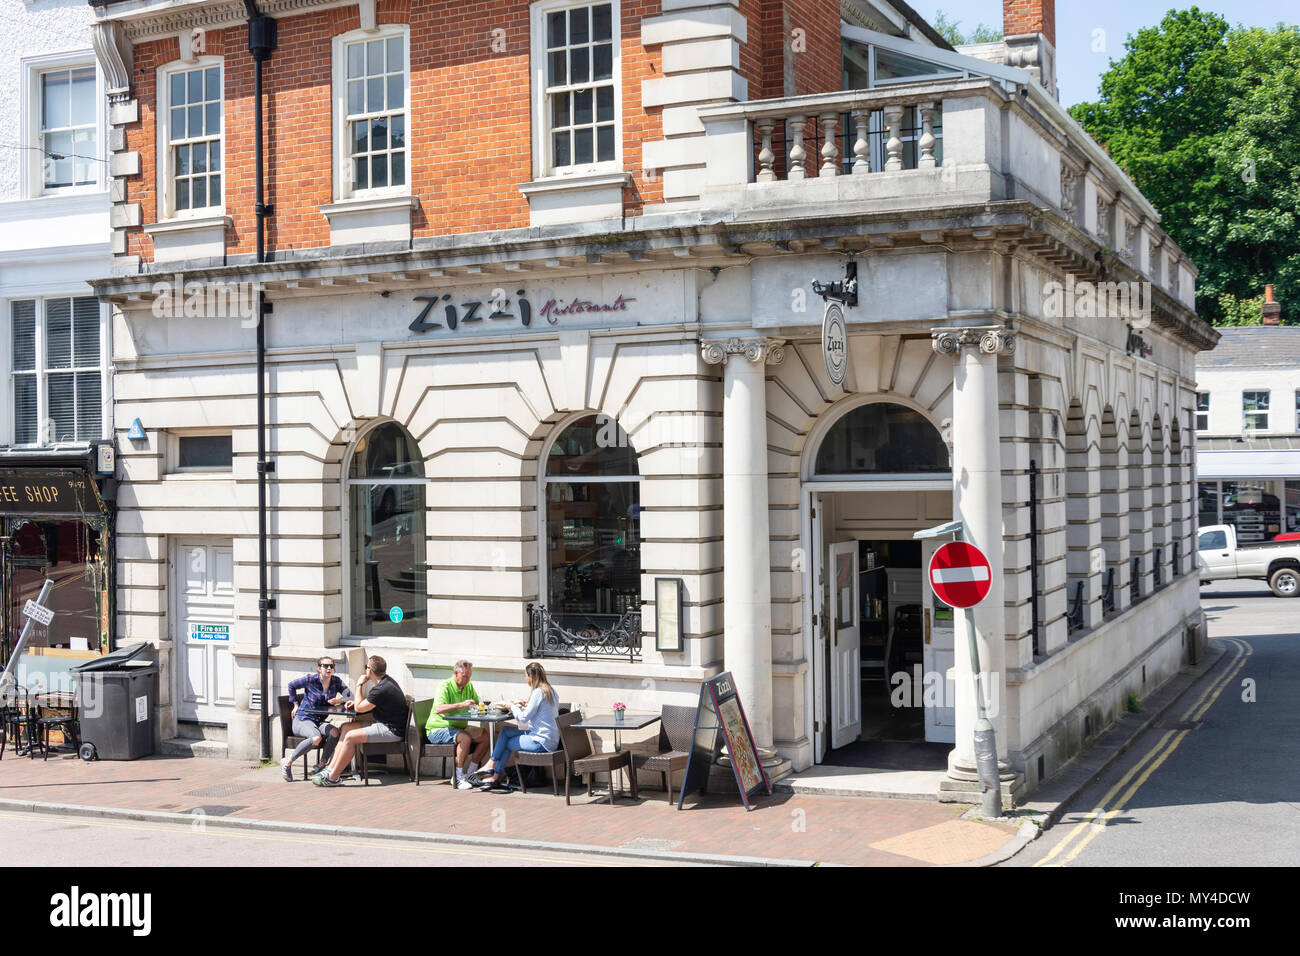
[1034,639,1252,867]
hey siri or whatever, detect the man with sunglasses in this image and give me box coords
[311,656,406,787]
[281,657,351,782]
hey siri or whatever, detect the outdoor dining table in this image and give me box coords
[571,711,661,752]
[447,709,516,751]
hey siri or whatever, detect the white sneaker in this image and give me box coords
[457,777,475,790]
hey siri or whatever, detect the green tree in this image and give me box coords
[1070,8,1300,325]
[1215,294,1263,326]
[933,10,1003,46]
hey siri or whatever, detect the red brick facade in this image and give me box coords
[1002,0,1054,45]
[117,0,858,262]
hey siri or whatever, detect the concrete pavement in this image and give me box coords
[0,748,1021,866]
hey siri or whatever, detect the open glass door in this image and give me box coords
[829,540,861,748]
[921,538,956,742]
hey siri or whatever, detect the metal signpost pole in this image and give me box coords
[0,579,55,696]
[964,604,1002,818]
[916,522,1002,818]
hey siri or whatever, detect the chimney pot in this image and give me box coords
[1262,284,1282,325]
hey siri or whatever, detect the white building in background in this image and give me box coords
[1195,305,1300,542]
[0,0,115,672]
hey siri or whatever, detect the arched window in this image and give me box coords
[347,422,425,638]
[814,402,949,476]
[543,414,642,627]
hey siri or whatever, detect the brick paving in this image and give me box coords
[0,753,1019,865]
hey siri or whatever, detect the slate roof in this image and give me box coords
[1197,326,1300,368]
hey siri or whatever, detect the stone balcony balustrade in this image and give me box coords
[696,77,1197,311]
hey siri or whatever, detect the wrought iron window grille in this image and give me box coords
[526,603,642,662]
[1067,580,1085,633]
[1102,567,1116,616]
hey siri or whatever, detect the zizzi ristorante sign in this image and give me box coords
[408,288,638,333]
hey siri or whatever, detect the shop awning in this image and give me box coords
[1197,450,1300,480]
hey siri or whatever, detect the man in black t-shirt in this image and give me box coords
[312,655,407,787]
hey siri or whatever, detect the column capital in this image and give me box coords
[700,337,786,367]
[931,326,1016,357]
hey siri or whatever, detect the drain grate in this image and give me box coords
[181,805,247,817]
[183,783,259,798]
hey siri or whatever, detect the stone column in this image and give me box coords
[932,327,1015,788]
[701,337,785,754]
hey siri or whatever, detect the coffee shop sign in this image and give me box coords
[409,289,637,333]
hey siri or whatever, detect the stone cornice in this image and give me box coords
[85,199,1217,354]
[94,0,359,42]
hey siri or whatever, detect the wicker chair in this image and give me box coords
[631,704,696,805]
[354,694,414,784]
[411,698,459,786]
[559,711,638,805]
[278,695,326,780]
[511,710,581,796]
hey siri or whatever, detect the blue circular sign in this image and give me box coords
[389,606,404,624]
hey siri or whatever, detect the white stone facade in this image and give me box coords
[88,0,1216,799]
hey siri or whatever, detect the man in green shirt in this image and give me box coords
[425,660,491,789]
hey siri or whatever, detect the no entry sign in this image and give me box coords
[928,541,992,608]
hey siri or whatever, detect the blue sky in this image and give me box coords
[903,1,1297,106]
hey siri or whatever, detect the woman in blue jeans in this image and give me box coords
[472,662,559,790]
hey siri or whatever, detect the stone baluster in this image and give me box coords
[787,114,808,180]
[917,102,937,168]
[819,113,839,177]
[884,105,904,171]
[755,118,776,183]
[851,108,870,175]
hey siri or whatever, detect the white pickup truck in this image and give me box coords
[1198,524,1300,597]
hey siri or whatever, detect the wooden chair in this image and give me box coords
[559,711,638,805]
[411,698,458,786]
[278,695,325,780]
[632,704,696,805]
[511,710,581,796]
[355,694,414,784]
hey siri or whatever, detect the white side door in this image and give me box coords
[921,539,956,743]
[829,540,861,749]
[175,540,236,723]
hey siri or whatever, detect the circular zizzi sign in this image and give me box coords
[928,541,993,609]
[822,302,847,386]
[389,606,404,624]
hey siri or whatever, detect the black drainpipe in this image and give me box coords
[1029,459,1041,657]
[245,0,277,762]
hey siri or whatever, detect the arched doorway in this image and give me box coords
[801,399,954,765]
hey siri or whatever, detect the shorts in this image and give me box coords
[426,727,463,745]
[360,722,401,743]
